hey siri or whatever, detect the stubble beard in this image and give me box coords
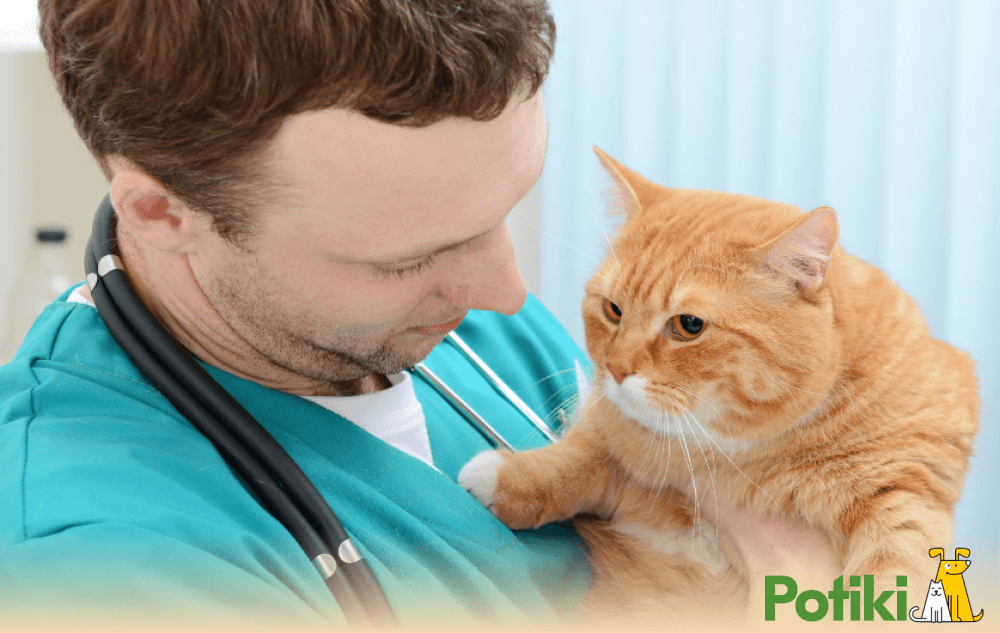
[205,257,429,384]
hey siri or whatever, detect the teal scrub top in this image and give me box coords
[0,286,592,628]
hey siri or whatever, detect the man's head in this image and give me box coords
[40,0,555,242]
[41,0,555,387]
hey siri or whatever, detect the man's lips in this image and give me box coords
[412,315,465,335]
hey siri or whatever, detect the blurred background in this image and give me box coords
[0,2,108,362]
[1,0,996,603]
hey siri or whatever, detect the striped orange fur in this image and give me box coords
[467,148,980,625]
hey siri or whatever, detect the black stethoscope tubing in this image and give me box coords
[84,196,396,627]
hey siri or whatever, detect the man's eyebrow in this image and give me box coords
[366,231,485,265]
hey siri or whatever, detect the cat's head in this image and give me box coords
[585,148,842,444]
[929,580,944,596]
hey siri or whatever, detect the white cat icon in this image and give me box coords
[910,580,953,623]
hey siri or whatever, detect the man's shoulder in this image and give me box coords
[0,291,217,545]
[1,285,162,412]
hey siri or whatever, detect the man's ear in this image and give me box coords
[110,170,203,253]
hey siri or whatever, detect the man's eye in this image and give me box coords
[374,254,437,279]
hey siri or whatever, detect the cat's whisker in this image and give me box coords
[708,433,720,535]
[666,415,672,490]
[668,399,718,527]
[680,410,721,554]
[573,390,608,421]
[645,407,677,520]
[497,377,588,449]
[626,407,657,490]
[665,383,736,442]
[544,397,577,428]
[561,261,613,276]
[664,393,719,542]
[537,381,583,424]
[679,408,784,517]
[643,421,668,520]
[513,428,541,451]
[518,367,581,393]
[638,418,661,484]
[555,392,599,439]
[666,408,701,529]
[585,184,622,269]
[538,230,609,270]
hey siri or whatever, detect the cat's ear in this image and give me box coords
[593,146,661,216]
[760,207,839,296]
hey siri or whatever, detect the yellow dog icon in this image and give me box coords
[928,548,984,622]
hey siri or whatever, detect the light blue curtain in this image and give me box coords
[539,0,998,586]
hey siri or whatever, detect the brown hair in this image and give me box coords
[39,0,556,242]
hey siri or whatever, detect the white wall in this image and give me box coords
[1,10,42,358]
[0,52,28,360]
[0,51,110,362]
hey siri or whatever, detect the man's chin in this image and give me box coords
[388,329,450,365]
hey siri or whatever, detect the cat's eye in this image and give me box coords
[669,314,707,341]
[602,298,622,324]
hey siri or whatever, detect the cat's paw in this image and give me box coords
[458,450,505,507]
[459,449,566,529]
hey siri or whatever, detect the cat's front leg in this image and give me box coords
[458,424,616,530]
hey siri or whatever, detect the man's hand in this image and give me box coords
[701,496,841,624]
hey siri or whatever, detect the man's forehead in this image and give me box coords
[262,95,546,259]
[272,96,541,188]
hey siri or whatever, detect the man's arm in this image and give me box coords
[714,502,841,624]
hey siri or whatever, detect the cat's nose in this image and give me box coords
[606,363,633,385]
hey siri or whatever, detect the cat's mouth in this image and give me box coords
[602,374,705,434]
[603,374,744,446]
[603,372,691,407]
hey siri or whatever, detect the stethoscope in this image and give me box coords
[84,195,557,627]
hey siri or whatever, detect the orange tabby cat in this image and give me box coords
[459,147,980,624]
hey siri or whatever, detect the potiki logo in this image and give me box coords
[909,548,985,623]
[764,547,984,623]
[765,574,909,622]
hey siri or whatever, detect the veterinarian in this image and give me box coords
[0,0,839,628]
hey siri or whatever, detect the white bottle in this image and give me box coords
[3,227,74,361]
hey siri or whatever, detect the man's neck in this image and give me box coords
[326,372,394,396]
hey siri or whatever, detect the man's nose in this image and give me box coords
[441,225,527,315]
